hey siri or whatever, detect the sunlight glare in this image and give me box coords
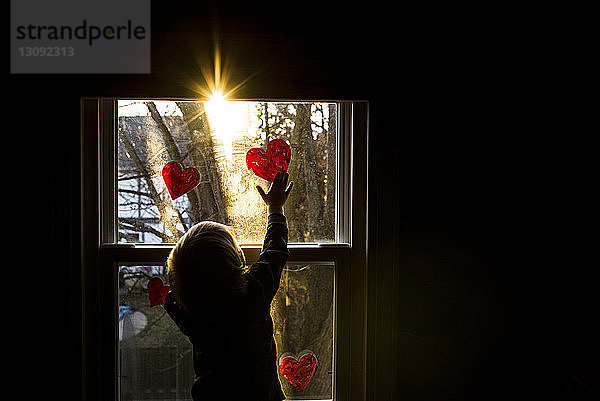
[209,92,226,104]
[205,92,246,161]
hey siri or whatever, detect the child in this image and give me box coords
[164,171,293,401]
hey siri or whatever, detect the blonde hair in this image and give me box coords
[166,221,246,317]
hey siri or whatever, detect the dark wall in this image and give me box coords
[11,3,596,401]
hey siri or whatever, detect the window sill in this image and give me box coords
[99,242,351,264]
[100,243,351,249]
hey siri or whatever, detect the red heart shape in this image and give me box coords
[279,351,318,392]
[162,161,201,200]
[147,277,170,306]
[246,139,291,182]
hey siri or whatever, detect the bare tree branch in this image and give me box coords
[119,188,154,198]
[146,101,184,162]
[118,130,183,241]
[119,218,172,242]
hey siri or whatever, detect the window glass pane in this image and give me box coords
[118,265,193,400]
[273,263,334,400]
[117,100,337,244]
[118,262,334,400]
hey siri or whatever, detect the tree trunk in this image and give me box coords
[286,105,307,242]
[296,104,320,241]
[145,102,202,222]
[176,101,229,224]
[324,103,337,237]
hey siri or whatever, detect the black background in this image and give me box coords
[9,2,596,400]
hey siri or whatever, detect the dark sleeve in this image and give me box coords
[245,213,289,303]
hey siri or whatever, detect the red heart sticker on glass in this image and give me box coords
[246,139,291,182]
[279,351,318,392]
[147,277,170,306]
[162,161,201,200]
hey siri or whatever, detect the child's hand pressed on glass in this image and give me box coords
[256,171,293,215]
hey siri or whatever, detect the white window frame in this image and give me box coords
[81,97,368,401]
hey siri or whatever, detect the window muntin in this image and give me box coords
[118,263,334,400]
[117,100,337,245]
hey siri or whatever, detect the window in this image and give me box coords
[116,100,337,244]
[118,263,334,400]
[81,98,368,401]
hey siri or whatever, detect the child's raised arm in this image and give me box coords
[246,171,294,303]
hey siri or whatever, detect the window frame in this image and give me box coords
[81,97,368,401]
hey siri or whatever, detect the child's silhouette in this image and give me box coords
[164,171,293,400]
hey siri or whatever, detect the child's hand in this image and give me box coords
[256,171,293,215]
